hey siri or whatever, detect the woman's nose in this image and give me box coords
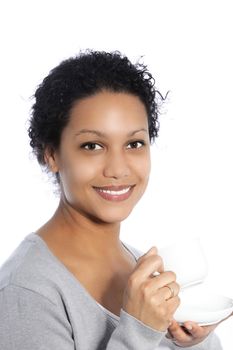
[103,151,130,179]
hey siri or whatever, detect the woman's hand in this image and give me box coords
[122,247,180,332]
[166,320,218,347]
[167,309,233,347]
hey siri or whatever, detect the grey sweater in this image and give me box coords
[0,233,222,350]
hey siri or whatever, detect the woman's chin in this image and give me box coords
[90,208,133,225]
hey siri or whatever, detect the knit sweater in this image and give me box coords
[0,233,222,349]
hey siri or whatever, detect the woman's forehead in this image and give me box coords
[67,91,148,132]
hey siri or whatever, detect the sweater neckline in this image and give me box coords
[28,232,139,322]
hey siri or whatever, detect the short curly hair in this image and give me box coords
[28,50,164,172]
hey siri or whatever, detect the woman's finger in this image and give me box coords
[151,271,177,289]
[166,296,181,314]
[168,320,193,343]
[153,282,180,302]
[132,253,164,282]
[182,321,216,338]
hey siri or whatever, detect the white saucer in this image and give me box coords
[174,286,233,325]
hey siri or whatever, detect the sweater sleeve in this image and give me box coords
[106,309,223,350]
[0,283,222,350]
[106,308,166,349]
[0,284,75,350]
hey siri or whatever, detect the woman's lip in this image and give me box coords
[93,185,134,191]
[93,185,135,202]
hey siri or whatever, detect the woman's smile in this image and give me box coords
[93,185,135,202]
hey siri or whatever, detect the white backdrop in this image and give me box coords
[0,0,232,348]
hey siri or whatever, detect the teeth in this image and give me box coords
[98,187,131,195]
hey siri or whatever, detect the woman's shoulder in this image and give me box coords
[0,233,65,303]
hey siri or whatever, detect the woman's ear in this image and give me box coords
[44,146,59,173]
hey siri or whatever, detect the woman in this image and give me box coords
[0,50,222,349]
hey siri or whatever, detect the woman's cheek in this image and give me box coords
[135,153,151,178]
[71,159,102,185]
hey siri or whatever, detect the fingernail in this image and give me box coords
[147,247,156,255]
[186,324,193,330]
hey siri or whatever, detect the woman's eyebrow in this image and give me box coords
[75,128,148,138]
[128,128,148,136]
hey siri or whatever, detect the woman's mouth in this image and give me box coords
[93,185,135,202]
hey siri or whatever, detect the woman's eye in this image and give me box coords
[81,142,103,151]
[126,141,145,149]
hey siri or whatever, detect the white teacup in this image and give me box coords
[158,237,208,288]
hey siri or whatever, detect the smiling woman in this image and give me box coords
[45,91,151,224]
[0,50,222,349]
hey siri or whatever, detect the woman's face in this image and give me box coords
[50,90,151,224]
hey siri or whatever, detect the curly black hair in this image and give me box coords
[28,49,165,173]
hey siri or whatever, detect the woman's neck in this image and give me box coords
[36,199,127,263]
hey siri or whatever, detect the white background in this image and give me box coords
[0,0,232,348]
